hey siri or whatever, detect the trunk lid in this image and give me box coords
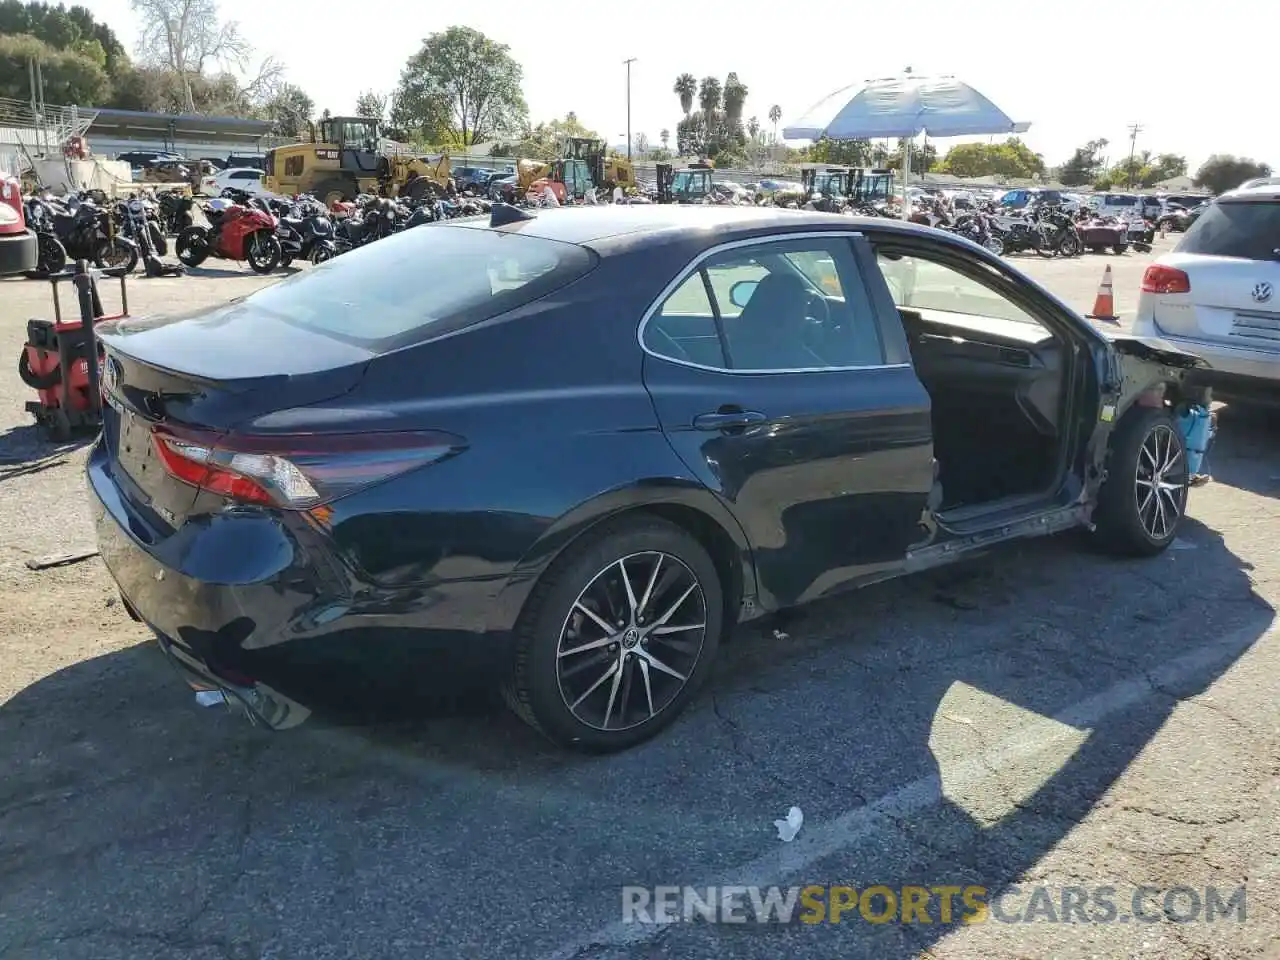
[1152,253,1280,350]
[98,299,373,531]
[1153,194,1280,350]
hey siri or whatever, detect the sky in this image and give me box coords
[80,0,1274,174]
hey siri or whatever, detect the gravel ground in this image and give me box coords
[1,237,1278,960]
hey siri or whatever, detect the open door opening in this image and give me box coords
[876,247,1073,514]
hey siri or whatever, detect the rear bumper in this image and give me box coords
[0,228,37,275]
[1130,315,1280,402]
[88,440,513,723]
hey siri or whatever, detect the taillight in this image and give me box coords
[152,426,466,509]
[1141,264,1190,294]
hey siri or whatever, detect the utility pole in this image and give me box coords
[1126,122,1143,188]
[623,58,637,160]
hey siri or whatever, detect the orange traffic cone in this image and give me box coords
[1087,265,1121,325]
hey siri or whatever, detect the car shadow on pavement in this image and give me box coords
[0,518,1269,960]
[1210,405,1280,500]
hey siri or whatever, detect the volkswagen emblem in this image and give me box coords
[1252,282,1273,304]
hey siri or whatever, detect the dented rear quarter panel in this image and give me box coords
[1078,332,1207,516]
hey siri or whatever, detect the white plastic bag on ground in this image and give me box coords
[774,806,803,842]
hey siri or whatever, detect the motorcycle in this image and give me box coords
[175,193,280,273]
[987,209,1051,256]
[115,196,167,258]
[1033,206,1083,258]
[25,195,137,276]
[946,211,1004,256]
[272,195,338,266]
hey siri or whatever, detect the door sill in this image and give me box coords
[905,501,1088,574]
[936,489,1062,533]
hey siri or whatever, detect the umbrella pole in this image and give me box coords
[901,138,912,220]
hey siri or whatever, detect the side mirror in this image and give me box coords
[729,279,758,309]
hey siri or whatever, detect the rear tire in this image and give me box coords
[175,226,210,267]
[503,516,724,752]
[1113,244,1128,255]
[1091,407,1188,556]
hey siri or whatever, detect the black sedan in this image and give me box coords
[89,205,1204,751]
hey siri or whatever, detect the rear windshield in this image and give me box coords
[240,224,596,350]
[1176,199,1280,261]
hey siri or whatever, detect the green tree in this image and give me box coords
[391,26,526,147]
[746,116,759,140]
[354,89,387,122]
[1193,154,1269,194]
[805,137,872,166]
[672,73,695,116]
[936,137,1045,179]
[263,82,313,137]
[659,128,669,150]
[0,33,108,104]
[698,76,721,117]
[498,112,599,161]
[1057,139,1109,186]
[768,103,781,140]
[129,0,283,112]
[1148,153,1187,184]
[723,72,747,126]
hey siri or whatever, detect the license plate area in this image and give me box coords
[1231,310,1280,348]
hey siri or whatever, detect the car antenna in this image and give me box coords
[490,202,535,227]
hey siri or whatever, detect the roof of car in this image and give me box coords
[1220,185,1280,202]
[448,204,923,247]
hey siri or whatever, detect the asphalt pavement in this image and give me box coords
[0,238,1277,960]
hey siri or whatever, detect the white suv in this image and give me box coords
[1131,185,1280,405]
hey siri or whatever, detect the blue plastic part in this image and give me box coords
[1177,405,1215,476]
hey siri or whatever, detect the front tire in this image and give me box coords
[245,231,281,274]
[504,516,724,752]
[96,237,138,275]
[1091,407,1188,556]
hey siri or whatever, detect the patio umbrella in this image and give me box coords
[783,75,1031,219]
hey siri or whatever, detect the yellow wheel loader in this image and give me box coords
[264,117,451,205]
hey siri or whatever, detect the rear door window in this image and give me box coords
[240,225,597,350]
[646,236,884,371]
[1176,199,1280,261]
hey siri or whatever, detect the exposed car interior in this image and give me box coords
[876,250,1068,511]
[644,244,1070,512]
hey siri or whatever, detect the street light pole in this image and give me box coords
[624,57,637,160]
[1126,122,1143,189]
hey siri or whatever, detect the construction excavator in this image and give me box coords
[520,137,636,202]
[263,117,451,205]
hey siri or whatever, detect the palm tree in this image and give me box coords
[673,74,696,116]
[660,128,670,150]
[698,77,722,118]
[747,116,760,140]
[768,103,781,141]
[723,73,748,127]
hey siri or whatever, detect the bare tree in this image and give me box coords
[130,0,280,112]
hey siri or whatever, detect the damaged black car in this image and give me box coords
[89,206,1205,752]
